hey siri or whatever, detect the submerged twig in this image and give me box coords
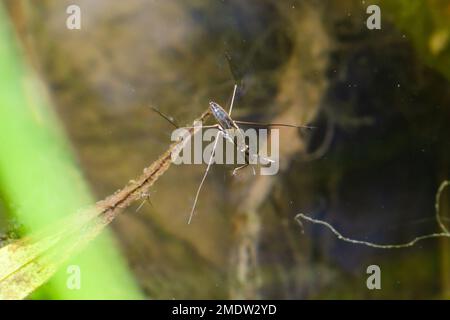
[97,109,210,220]
[0,109,210,300]
[295,180,450,249]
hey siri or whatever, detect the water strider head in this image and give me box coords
[209,101,236,130]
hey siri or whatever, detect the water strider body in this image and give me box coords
[186,85,311,224]
[209,101,238,130]
[209,100,249,155]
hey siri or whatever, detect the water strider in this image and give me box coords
[153,84,314,224]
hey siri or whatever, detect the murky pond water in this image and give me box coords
[1,0,450,299]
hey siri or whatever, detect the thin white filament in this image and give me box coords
[295,180,450,249]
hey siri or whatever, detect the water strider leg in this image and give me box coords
[232,163,256,176]
[135,191,154,212]
[234,120,315,130]
[188,130,222,224]
[232,146,257,176]
[181,124,219,130]
[228,84,238,116]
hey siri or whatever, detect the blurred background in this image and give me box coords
[0,0,449,299]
